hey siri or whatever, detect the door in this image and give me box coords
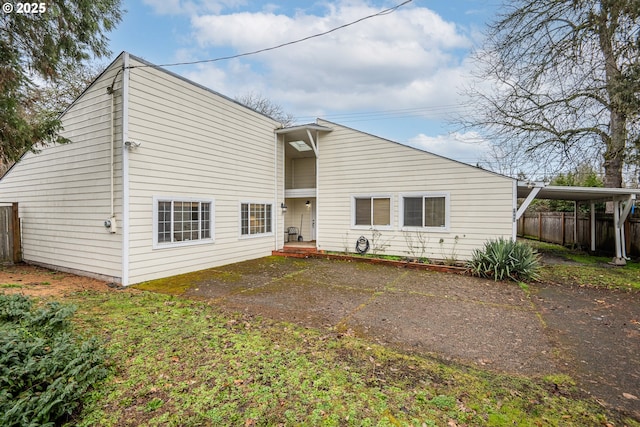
[311,203,316,241]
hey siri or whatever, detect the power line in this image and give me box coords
[128,0,413,69]
[295,103,477,123]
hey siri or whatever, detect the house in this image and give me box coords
[0,52,523,285]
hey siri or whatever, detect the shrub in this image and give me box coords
[468,238,540,281]
[0,294,107,427]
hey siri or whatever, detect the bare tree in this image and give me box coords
[0,62,105,175]
[236,92,295,127]
[463,0,640,187]
[31,62,106,117]
[0,0,122,165]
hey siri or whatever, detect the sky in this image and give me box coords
[106,0,502,168]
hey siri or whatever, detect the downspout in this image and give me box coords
[121,53,131,285]
[274,131,278,250]
[314,130,319,248]
[106,68,123,233]
[110,87,115,223]
[512,180,517,241]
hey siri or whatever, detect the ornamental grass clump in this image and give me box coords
[0,294,107,427]
[468,238,540,281]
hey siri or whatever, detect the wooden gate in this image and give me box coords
[0,203,21,264]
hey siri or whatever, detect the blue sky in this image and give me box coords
[107,0,501,167]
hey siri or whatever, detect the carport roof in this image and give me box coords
[517,182,640,202]
[516,182,640,261]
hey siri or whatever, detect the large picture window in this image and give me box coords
[402,194,449,229]
[241,202,273,236]
[154,197,214,247]
[353,196,391,228]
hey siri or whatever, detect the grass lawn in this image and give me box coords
[64,289,634,427]
[525,240,640,291]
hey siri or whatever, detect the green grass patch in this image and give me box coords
[522,239,640,291]
[539,264,640,291]
[61,290,634,427]
[0,283,22,288]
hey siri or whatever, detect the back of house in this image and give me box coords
[0,52,517,285]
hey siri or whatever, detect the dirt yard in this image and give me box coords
[2,259,639,420]
[0,264,118,297]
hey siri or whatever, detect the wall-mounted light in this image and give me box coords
[281,202,288,213]
[305,200,311,208]
[124,140,141,150]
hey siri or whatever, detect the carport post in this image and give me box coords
[612,200,625,264]
[590,202,596,252]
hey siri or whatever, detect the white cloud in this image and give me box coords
[178,1,476,116]
[406,131,492,165]
[142,0,246,15]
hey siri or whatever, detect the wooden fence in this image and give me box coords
[517,211,640,257]
[0,203,21,264]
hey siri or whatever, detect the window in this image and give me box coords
[154,197,214,247]
[241,202,273,236]
[402,194,449,229]
[353,196,391,228]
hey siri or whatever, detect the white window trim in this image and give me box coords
[152,196,215,249]
[239,200,274,239]
[350,194,394,231]
[400,192,450,232]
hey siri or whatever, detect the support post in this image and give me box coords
[573,201,577,248]
[612,200,626,265]
[590,202,596,252]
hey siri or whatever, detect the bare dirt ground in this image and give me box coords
[0,264,118,297]
[2,258,639,420]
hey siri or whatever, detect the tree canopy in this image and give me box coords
[0,0,122,164]
[465,0,640,188]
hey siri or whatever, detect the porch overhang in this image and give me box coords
[276,123,333,158]
[517,182,640,263]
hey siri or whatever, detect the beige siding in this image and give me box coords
[0,59,125,280]
[316,120,514,261]
[287,157,316,189]
[126,58,281,284]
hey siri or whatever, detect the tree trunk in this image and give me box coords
[598,2,626,189]
[603,110,626,188]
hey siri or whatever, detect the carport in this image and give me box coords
[516,182,640,264]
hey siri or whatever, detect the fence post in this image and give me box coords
[11,202,21,263]
[561,212,565,246]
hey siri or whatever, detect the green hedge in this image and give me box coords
[0,294,107,427]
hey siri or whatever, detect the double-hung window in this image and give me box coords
[353,196,392,228]
[402,193,449,230]
[153,197,214,248]
[240,202,273,236]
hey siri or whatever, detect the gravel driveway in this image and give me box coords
[183,256,640,419]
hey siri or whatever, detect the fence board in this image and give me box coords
[518,211,640,257]
[0,203,21,264]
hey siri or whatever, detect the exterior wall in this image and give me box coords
[286,157,315,189]
[0,58,125,281]
[125,57,281,284]
[316,120,515,261]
